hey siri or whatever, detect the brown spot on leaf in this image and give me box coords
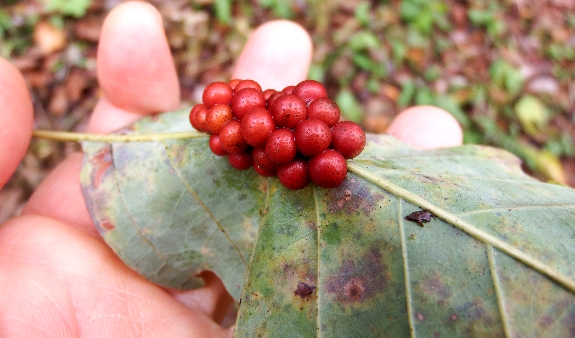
[326,245,387,303]
[343,189,352,200]
[470,298,491,322]
[259,207,269,217]
[419,272,452,299]
[451,313,458,321]
[563,309,575,336]
[417,313,425,321]
[328,180,383,214]
[539,315,554,329]
[90,146,112,188]
[342,278,365,301]
[259,180,268,193]
[455,298,497,327]
[100,219,115,231]
[294,281,316,299]
[305,219,317,231]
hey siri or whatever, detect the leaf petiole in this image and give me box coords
[32,130,206,143]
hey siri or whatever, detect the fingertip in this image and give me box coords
[233,20,312,90]
[97,1,179,114]
[22,153,98,238]
[386,106,463,149]
[0,58,34,189]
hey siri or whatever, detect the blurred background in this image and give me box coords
[0,0,574,222]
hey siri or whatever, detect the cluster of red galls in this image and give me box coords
[189,79,366,190]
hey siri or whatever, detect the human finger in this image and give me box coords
[232,20,312,90]
[24,1,179,229]
[386,105,463,149]
[21,153,97,237]
[0,215,229,337]
[87,1,179,134]
[167,271,235,324]
[0,58,34,189]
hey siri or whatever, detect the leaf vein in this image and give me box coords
[167,188,186,231]
[398,197,416,338]
[456,204,575,217]
[348,162,575,294]
[361,147,519,162]
[377,168,538,184]
[235,179,271,303]
[202,226,220,249]
[111,145,170,267]
[487,244,511,338]
[162,141,247,267]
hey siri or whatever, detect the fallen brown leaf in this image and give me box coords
[33,21,67,55]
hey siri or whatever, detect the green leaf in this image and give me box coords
[468,9,491,25]
[334,89,363,123]
[214,0,232,25]
[515,95,549,136]
[307,63,324,83]
[414,10,434,34]
[490,59,524,98]
[433,94,471,128]
[354,2,371,27]
[352,52,374,71]
[82,109,575,336]
[258,0,294,18]
[414,87,434,105]
[397,81,415,108]
[400,0,420,21]
[391,38,408,64]
[504,66,524,97]
[348,31,380,51]
[46,0,92,18]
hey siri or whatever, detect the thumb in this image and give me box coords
[0,58,34,189]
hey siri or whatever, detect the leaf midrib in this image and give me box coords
[375,168,539,184]
[347,162,575,294]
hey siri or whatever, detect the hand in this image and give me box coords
[0,2,462,336]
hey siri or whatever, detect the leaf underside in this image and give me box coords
[81,109,575,337]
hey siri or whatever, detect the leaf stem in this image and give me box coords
[32,130,206,143]
[347,162,575,294]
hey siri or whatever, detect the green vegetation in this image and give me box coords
[0,0,574,222]
[46,0,92,17]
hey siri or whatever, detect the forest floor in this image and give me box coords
[1,0,574,222]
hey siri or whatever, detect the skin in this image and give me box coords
[0,2,462,336]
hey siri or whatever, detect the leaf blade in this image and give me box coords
[80,109,575,336]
